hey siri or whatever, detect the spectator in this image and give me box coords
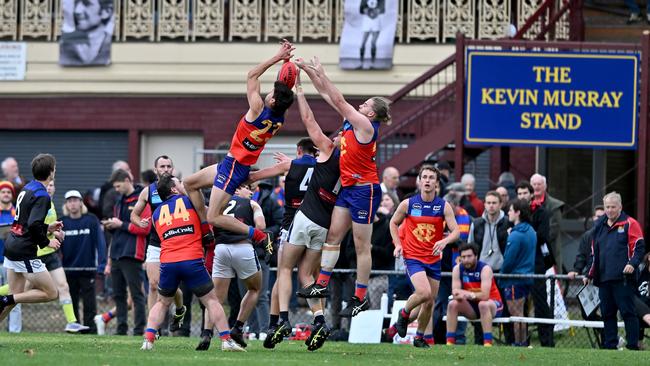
[530,173,564,272]
[469,191,508,273]
[434,160,451,196]
[1,157,25,195]
[501,198,536,347]
[568,206,605,280]
[99,160,132,220]
[461,173,483,218]
[516,180,555,347]
[273,175,285,207]
[624,0,649,24]
[140,170,157,186]
[495,186,510,211]
[497,172,516,201]
[380,166,400,204]
[0,180,20,332]
[61,190,107,334]
[102,169,149,336]
[634,253,650,348]
[587,191,644,350]
[446,243,503,347]
[368,193,396,310]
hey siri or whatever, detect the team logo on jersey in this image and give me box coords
[433,205,441,211]
[412,223,436,242]
[162,224,195,240]
[617,226,625,233]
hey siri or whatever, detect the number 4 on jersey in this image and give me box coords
[299,167,314,191]
[158,198,191,226]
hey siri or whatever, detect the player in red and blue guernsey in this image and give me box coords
[296,56,392,317]
[446,243,504,347]
[184,40,295,251]
[388,165,460,348]
[141,175,244,352]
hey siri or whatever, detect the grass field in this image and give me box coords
[0,333,646,365]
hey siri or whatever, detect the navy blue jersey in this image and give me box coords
[281,154,316,229]
[4,181,51,260]
[147,182,163,247]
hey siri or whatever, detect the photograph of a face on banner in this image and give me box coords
[59,0,114,66]
[339,0,397,70]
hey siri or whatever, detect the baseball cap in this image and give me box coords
[64,190,83,200]
[0,181,15,196]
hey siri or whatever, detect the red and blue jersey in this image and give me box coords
[152,195,204,263]
[459,260,502,303]
[230,106,285,166]
[339,120,380,186]
[401,195,446,264]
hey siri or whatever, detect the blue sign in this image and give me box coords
[465,50,639,149]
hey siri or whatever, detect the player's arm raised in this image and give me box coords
[432,201,460,255]
[250,201,266,230]
[248,153,291,183]
[389,199,408,258]
[309,57,374,137]
[130,187,150,228]
[245,40,295,121]
[295,58,341,116]
[295,71,334,155]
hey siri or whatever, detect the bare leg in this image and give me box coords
[507,298,526,344]
[278,243,304,312]
[238,272,261,322]
[184,164,217,222]
[351,221,372,287]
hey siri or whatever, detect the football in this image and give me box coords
[277,61,298,89]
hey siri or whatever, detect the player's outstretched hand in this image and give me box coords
[48,238,61,250]
[276,38,295,61]
[273,152,291,164]
[309,56,324,75]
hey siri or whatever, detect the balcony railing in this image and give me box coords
[0,0,572,42]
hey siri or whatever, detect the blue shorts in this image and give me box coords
[469,299,504,318]
[213,156,251,196]
[159,258,213,297]
[335,184,381,224]
[503,284,530,301]
[404,258,441,281]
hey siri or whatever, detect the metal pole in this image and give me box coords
[454,32,466,181]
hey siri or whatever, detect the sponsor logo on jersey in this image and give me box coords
[163,224,195,240]
[618,226,625,233]
[357,209,369,219]
[31,260,43,269]
[216,174,228,184]
[242,138,261,152]
[433,205,441,211]
[412,203,422,210]
[151,189,162,204]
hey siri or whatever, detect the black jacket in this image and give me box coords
[572,228,594,275]
[530,204,554,273]
[371,213,395,271]
[470,214,509,256]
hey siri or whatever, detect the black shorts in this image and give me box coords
[634,296,650,319]
[40,252,62,271]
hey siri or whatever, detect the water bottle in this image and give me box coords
[380,293,388,315]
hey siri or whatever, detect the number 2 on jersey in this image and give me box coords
[223,200,237,217]
[158,198,191,226]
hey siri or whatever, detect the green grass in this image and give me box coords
[0,333,645,365]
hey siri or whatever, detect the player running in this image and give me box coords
[389,165,460,348]
[141,174,243,352]
[195,186,266,351]
[296,57,392,317]
[0,154,65,321]
[184,40,295,250]
[131,155,186,332]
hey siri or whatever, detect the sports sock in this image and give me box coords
[279,311,289,323]
[354,283,368,300]
[385,325,397,338]
[270,314,279,326]
[400,308,410,319]
[320,243,340,268]
[0,284,9,296]
[145,328,157,343]
[446,332,456,345]
[219,330,231,340]
[483,332,493,346]
[316,270,332,287]
[1,294,15,305]
[61,299,77,323]
[415,331,424,339]
[424,334,434,345]
[101,311,114,323]
[235,320,245,330]
[314,315,325,325]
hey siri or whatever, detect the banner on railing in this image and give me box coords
[465,50,639,149]
[339,0,398,70]
[59,0,114,66]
